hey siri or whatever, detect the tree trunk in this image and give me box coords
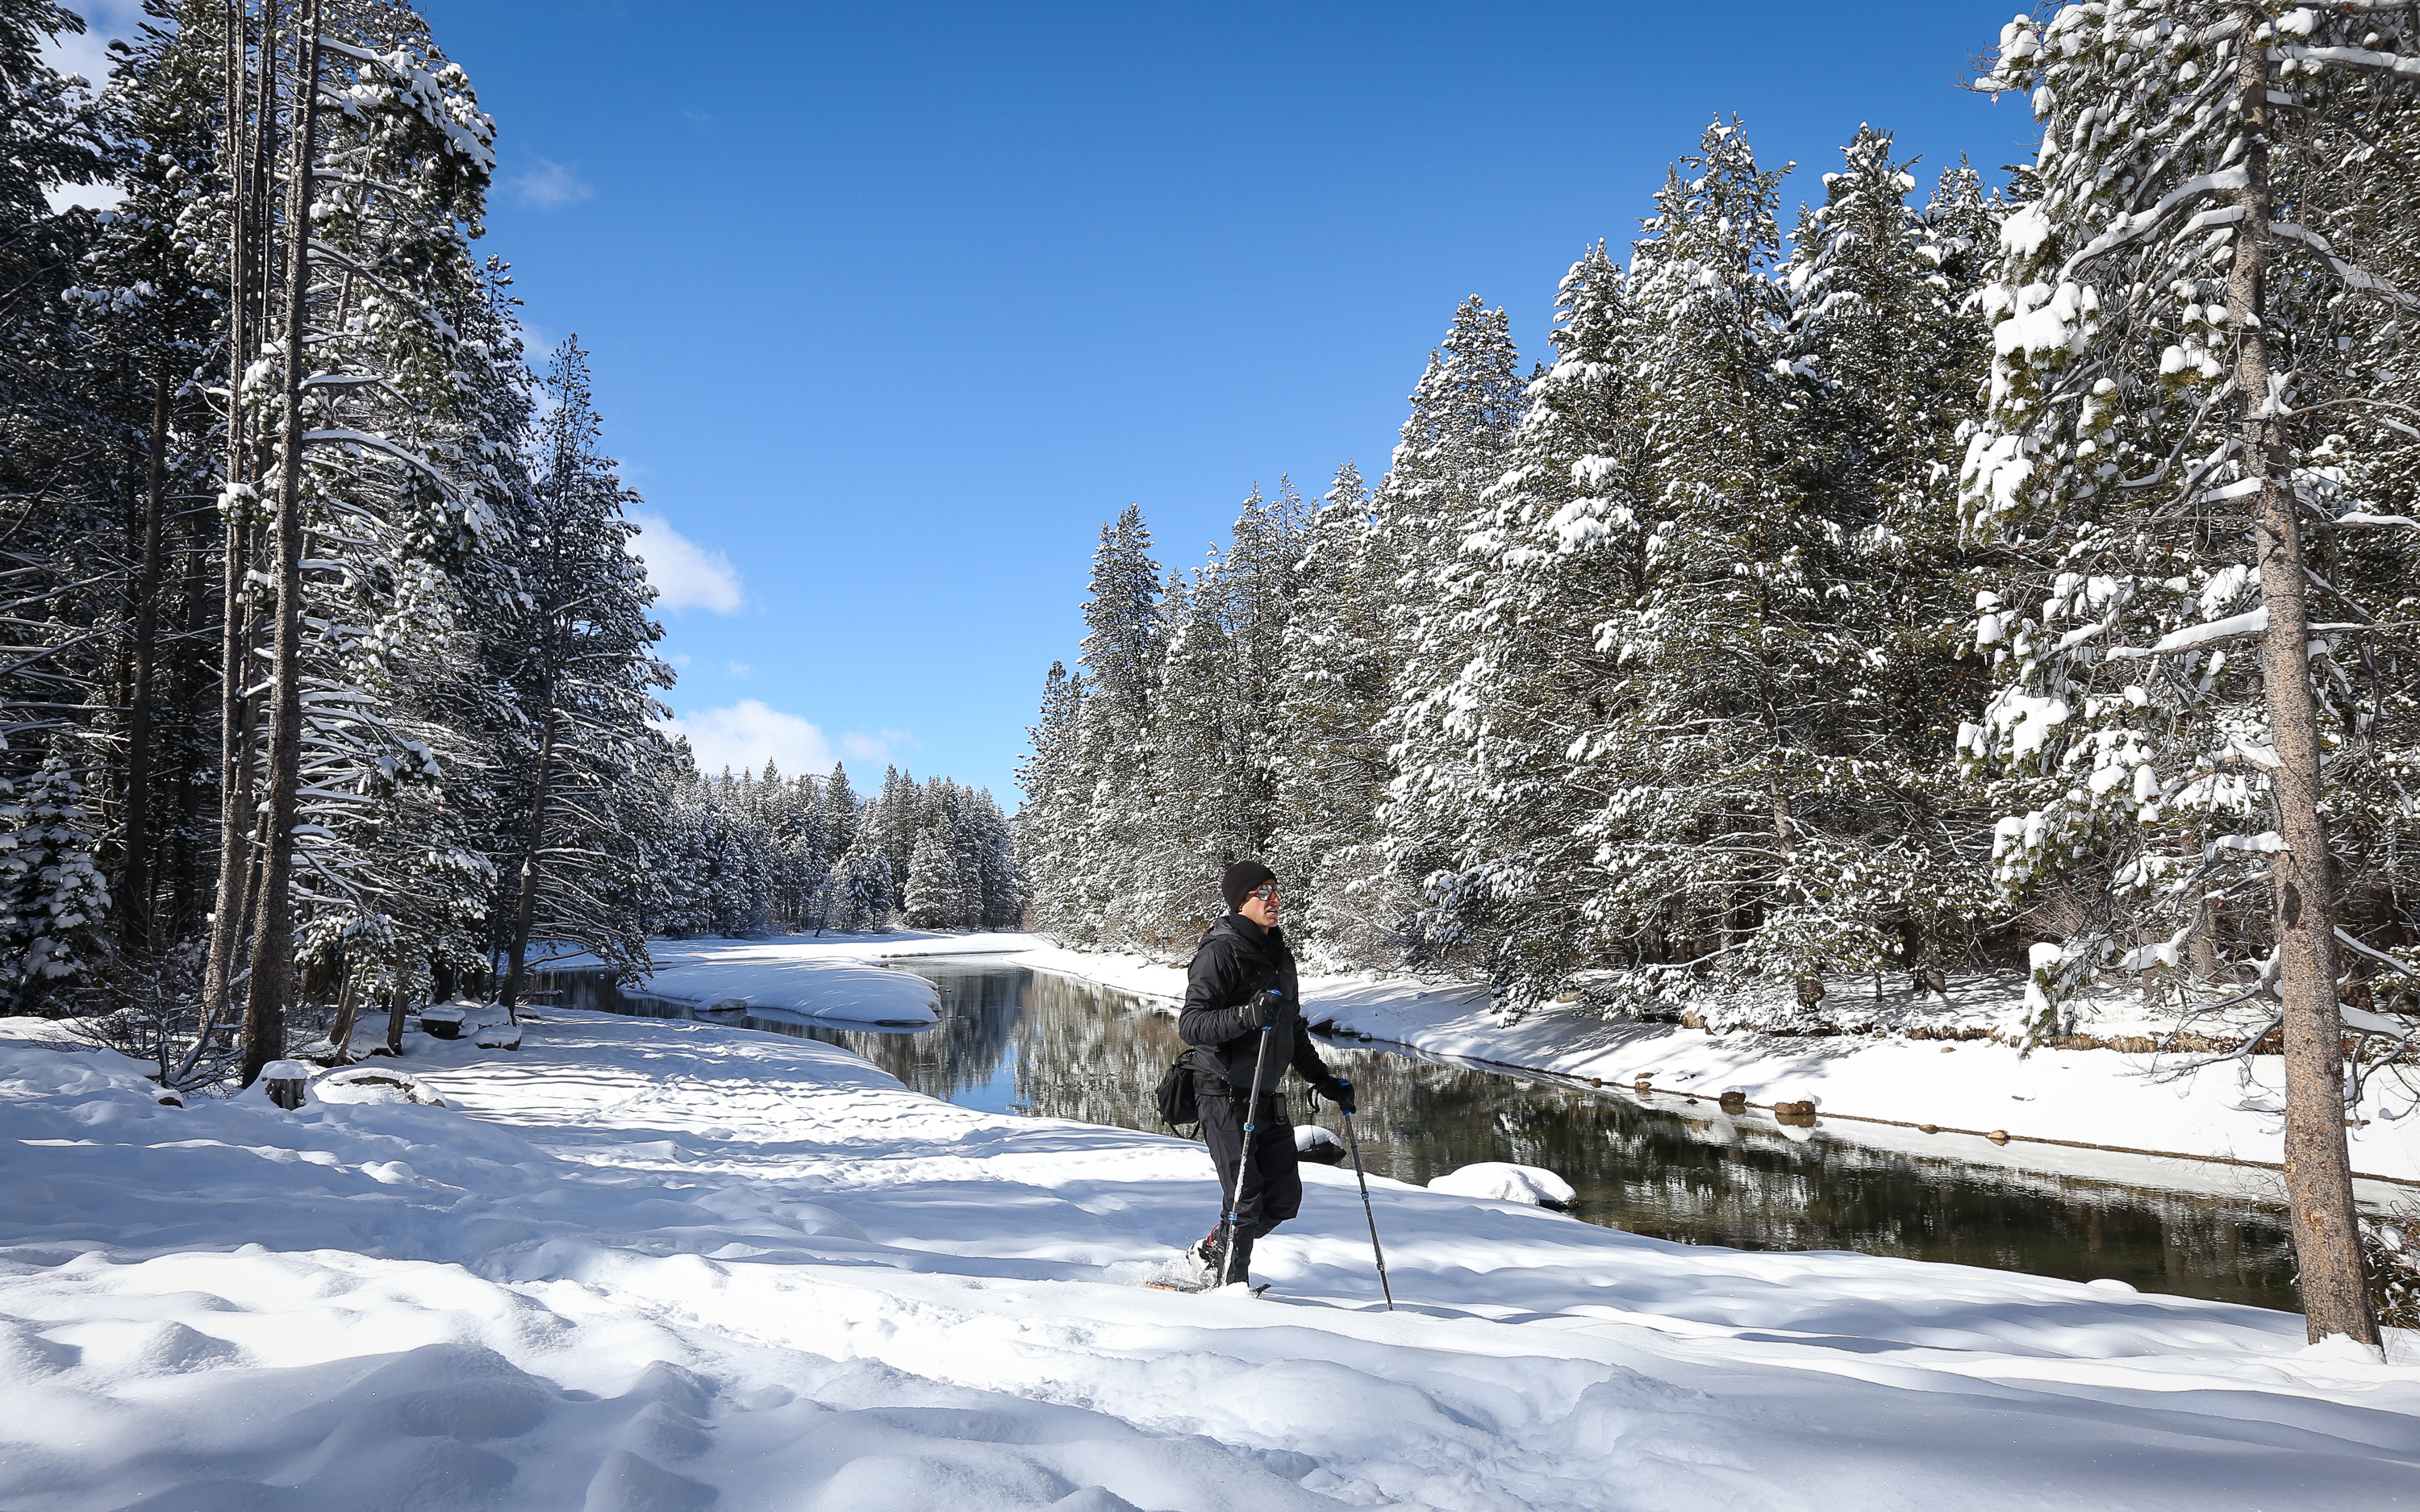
[239,0,318,1088]
[205,0,265,1019]
[2189,890,2222,981]
[2231,27,2378,1347]
[497,703,560,1020]
[324,956,360,1064]
[1770,759,1822,1007]
[170,530,211,937]
[121,369,170,950]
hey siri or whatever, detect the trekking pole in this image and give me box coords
[1339,1108,1395,1311]
[1218,993,1280,1289]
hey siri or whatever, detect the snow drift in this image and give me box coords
[3,1010,2417,1510]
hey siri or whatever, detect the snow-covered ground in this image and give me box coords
[6,991,2420,1510]
[999,939,2420,1193]
[544,931,1053,1027]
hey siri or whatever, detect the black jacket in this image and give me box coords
[1178,914,1336,1105]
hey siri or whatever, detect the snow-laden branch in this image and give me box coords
[2280,42,2420,83]
[2058,168,2247,283]
[301,429,457,494]
[2270,223,2416,307]
[2151,606,2265,652]
[2340,929,2420,981]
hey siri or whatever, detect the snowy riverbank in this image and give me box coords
[535,931,1060,1027]
[6,1006,2418,1510]
[996,938,2420,1196]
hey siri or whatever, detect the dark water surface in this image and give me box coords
[545,956,2304,1310]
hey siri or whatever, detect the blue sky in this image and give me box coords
[64,2,2034,804]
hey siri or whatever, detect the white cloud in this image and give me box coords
[507,157,592,210]
[661,703,912,779]
[841,728,918,763]
[628,511,743,613]
[663,701,832,777]
[37,4,138,212]
[46,181,123,213]
[725,661,755,679]
[38,2,138,87]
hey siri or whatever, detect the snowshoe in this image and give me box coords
[1141,1232,1264,1294]
[1142,1272,1269,1297]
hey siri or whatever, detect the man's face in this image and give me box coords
[1240,881,1279,927]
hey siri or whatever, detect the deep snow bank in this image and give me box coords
[1000,939,2420,1191]
[4,1011,2419,1510]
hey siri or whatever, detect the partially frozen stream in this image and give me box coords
[546,956,2304,1310]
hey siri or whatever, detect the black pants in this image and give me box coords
[1200,1093,1301,1239]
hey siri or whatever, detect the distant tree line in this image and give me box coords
[651,758,1024,939]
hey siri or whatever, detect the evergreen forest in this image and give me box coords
[1017,17,2420,1042]
[0,1,1020,1085]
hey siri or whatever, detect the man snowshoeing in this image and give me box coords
[1172,860,1353,1290]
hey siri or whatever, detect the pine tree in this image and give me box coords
[1968,1,2420,1347]
[863,764,922,897]
[1778,127,2001,989]
[1070,506,1164,948]
[1014,660,1088,939]
[1412,241,1653,1007]
[486,337,671,1013]
[65,6,228,953]
[1375,295,1525,937]
[968,787,1024,928]
[224,0,500,1081]
[1270,461,1396,966]
[902,831,962,930]
[1570,118,1900,1014]
[0,749,109,1014]
[823,761,859,853]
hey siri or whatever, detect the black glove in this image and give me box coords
[1244,987,1285,1029]
[1312,1076,1355,1114]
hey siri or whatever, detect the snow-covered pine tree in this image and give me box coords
[1967,0,2420,1347]
[780,768,829,928]
[1014,660,1087,939]
[967,787,1025,928]
[1069,506,1164,948]
[863,764,922,898]
[1374,296,1525,942]
[1529,118,1916,1018]
[1778,127,2002,990]
[832,838,893,933]
[1407,241,1654,1010]
[1140,551,1232,946]
[939,781,986,929]
[1269,461,1399,968]
[227,0,500,1081]
[63,6,232,953]
[0,2,116,998]
[0,748,110,1014]
[902,830,962,930]
[822,761,858,854]
[486,337,672,1013]
[1135,483,1306,947]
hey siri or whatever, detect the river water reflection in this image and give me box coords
[553,956,2304,1310]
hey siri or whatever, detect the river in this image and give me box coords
[539,955,2304,1310]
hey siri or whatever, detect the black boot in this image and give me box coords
[1209,1227,1256,1288]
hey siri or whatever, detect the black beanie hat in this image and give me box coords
[1220,859,1277,913]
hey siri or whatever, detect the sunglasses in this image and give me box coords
[1250,883,1279,904]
